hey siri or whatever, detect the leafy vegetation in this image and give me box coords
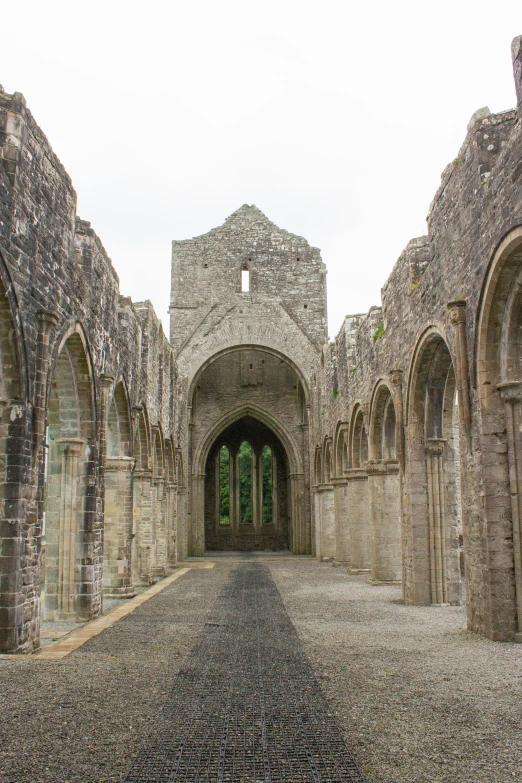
[372,323,385,342]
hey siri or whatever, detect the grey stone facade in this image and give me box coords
[0,35,522,652]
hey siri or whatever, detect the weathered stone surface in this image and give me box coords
[1,35,522,651]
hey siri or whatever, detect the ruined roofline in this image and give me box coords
[0,85,75,195]
[329,34,522,352]
[171,203,321,253]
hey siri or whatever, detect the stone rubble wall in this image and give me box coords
[0,87,178,653]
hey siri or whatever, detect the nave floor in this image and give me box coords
[0,556,521,782]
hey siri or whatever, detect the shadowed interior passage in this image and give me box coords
[122,563,365,783]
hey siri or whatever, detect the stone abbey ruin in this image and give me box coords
[1,37,522,655]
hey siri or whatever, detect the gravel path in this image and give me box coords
[0,558,520,783]
[269,559,522,783]
[0,567,231,783]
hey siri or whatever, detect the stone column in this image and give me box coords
[367,459,401,584]
[332,477,350,567]
[167,480,177,568]
[47,438,85,620]
[498,381,522,641]
[391,370,405,470]
[104,456,135,597]
[132,468,153,585]
[33,311,59,467]
[345,468,371,573]
[289,472,306,554]
[425,438,448,605]
[447,301,471,439]
[176,485,187,562]
[153,467,167,577]
[190,472,206,556]
[302,411,312,554]
[314,482,335,560]
[98,375,114,491]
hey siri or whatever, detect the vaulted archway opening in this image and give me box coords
[204,416,290,551]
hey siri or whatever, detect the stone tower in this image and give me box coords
[170,205,326,556]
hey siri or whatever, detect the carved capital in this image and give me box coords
[106,456,135,472]
[365,458,400,475]
[56,437,85,457]
[131,405,144,426]
[344,468,368,480]
[447,300,467,325]
[497,381,522,405]
[425,437,446,456]
[390,369,403,387]
[37,310,60,334]
[100,374,115,392]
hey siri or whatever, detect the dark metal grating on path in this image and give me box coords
[122,563,366,783]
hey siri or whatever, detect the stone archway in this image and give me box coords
[187,347,311,556]
[406,328,463,607]
[368,382,401,584]
[43,328,95,621]
[476,226,522,640]
[204,415,290,551]
[103,380,134,597]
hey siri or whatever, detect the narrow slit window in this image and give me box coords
[241,267,250,292]
[239,441,253,524]
[219,445,230,525]
[262,445,273,525]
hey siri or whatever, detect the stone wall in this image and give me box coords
[310,36,522,641]
[1,35,522,651]
[0,87,179,652]
[170,205,325,559]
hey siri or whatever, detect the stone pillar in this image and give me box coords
[345,469,371,573]
[153,467,167,577]
[190,472,206,556]
[45,438,85,620]
[332,477,350,567]
[447,301,471,439]
[98,375,114,489]
[176,485,187,562]
[425,438,448,605]
[33,311,59,466]
[497,381,522,641]
[167,480,177,568]
[391,370,405,470]
[289,472,306,554]
[103,457,135,597]
[367,459,401,584]
[302,413,312,554]
[314,483,335,560]
[512,35,522,117]
[132,468,153,585]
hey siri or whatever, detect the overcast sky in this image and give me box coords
[2,1,520,339]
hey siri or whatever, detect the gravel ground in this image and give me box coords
[269,559,522,783]
[0,558,520,783]
[0,567,231,783]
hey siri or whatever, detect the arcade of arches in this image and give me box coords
[1,38,522,653]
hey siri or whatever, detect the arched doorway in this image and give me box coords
[187,347,310,556]
[43,329,95,621]
[476,226,522,639]
[407,329,463,606]
[204,416,290,551]
[103,380,134,597]
[368,382,401,584]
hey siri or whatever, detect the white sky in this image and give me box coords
[1,1,520,340]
